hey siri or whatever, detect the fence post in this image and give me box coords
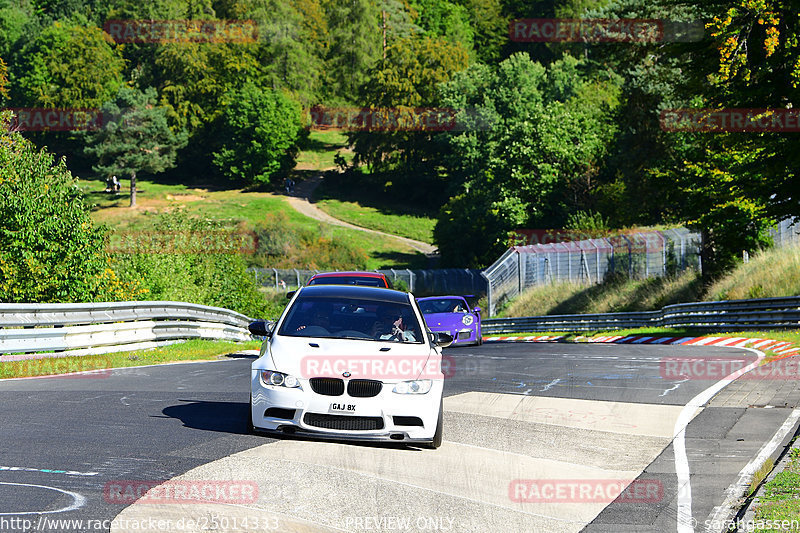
[406,269,414,292]
[481,271,493,316]
[293,269,300,288]
[622,235,633,277]
[680,236,686,270]
[566,243,572,281]
[272,268,278,290]
[581,250,590,283]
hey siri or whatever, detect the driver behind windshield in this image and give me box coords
[294,304,332,334]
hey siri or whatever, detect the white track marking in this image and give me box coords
[704,408,800,532]
[0,482,85,515]
[673,348,765,533]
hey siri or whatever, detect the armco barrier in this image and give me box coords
[0,301,253,358]
[483,296,800,334]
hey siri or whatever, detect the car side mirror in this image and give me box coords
[431,331,453,348]
[248,319,273,337]
[473,306,481,315]
[286,290,296,300]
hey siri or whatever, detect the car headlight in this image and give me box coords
[392,379,433,394]
[462,314,474,326]
[260,370,301,389]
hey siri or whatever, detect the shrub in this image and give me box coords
[110,210,270,317]
[0,112,138,302]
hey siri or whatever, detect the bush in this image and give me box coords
[252,212,368,269]
[110,210,270,317]
[0,113,137,302]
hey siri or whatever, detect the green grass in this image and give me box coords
[295,130,353,171]
[76,175,426,269]
[500,269,703,318]
[753,445,800,531]
[313,198,436,243]
[0,340,262,379]
[708,244,800,300]
[313,168,438,245]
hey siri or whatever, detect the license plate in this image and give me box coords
[330,402,356,413]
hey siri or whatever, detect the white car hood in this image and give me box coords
[263,335,435,382]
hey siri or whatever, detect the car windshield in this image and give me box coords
[308,277,385,287]
[419,299,468,314]
[278,296,422,343]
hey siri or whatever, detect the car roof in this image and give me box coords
[309,271,386,279]
[417,296,466,301]
[297,284,408,304]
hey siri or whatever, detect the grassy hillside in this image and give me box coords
[501,242,800,317]
[79,130,438,270]
[707,244,800,300]
[77,175,425,270]
[313,167,438,244]
[501,270,703,317]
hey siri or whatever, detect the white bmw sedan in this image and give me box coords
[248,285,452,448]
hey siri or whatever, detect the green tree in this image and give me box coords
[324,0,381,102]
[0,111,136,302]
[13,20,125,108]
[454,0,506,63]
[153,41,261,136]
[350,34,469,178]
[84,87,187,207]
[410,0,473,51]
[0,0,35,58]
[434,52,621,266]
[245,0,326,104]
[212,82,304,187]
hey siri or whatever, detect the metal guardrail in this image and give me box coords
[483,296,800,333]
[0,301,253,358]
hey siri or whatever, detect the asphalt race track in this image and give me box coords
[0,342,795,533]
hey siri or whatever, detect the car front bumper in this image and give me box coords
[250,372,442,443]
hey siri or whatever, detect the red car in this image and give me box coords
[307,271,390,288]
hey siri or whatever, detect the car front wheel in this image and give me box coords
[247,395,255,434]
[424,402,443,449]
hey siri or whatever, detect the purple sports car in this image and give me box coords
[417,296,482,346]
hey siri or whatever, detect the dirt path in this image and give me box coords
[285,175,438,255]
